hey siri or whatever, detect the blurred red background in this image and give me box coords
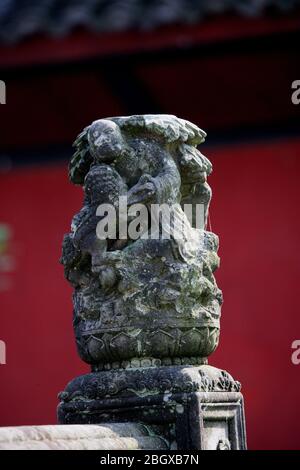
[0,2,300,450]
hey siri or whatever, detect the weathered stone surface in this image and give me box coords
[59,114,247,450]
[0,424,168,450]
[59,365,241,404]
[61,114,222,366]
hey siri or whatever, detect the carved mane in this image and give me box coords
[69,126,92,185]
[109,114,206,145]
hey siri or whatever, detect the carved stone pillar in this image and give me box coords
[58,115,247,450]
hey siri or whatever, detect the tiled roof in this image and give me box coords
[0,0,300,43]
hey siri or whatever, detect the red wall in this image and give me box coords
[1,136,300,449]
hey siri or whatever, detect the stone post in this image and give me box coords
[58,115,246,450]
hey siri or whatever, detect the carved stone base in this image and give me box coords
[58,365,247,450]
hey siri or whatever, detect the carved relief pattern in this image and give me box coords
[58,365,241,404]
[78,326,220,365]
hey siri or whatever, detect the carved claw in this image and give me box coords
[127,181,156,206]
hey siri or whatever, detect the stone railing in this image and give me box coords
[0,423,168,450]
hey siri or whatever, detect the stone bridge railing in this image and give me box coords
[0,423,168,450]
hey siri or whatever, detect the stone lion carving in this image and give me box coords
[61,115,222,369]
